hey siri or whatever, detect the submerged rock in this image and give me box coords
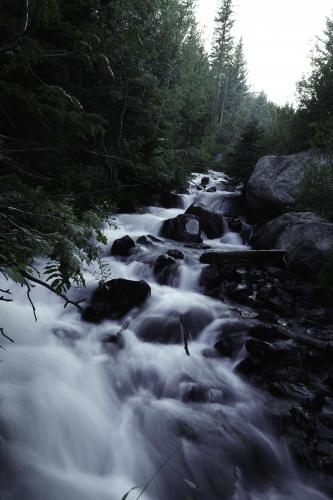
[185,202,224,239]
[153,254,178,284]
[161,214,202,243]
[111,235,135,256]
[82,279,151,322]
[167,249,184,260]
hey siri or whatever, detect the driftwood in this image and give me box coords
[200,249,287,267]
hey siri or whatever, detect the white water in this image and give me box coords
[0,171,328,500]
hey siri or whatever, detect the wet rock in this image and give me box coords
[161,214,202,244]
[201,176,210,187]
[182,383,224,404]
[227,217,243,232]
[137,234,162,246]
[182,307,213,337]
[136,235,153,246]
[153,254,178,285]
[186,202,224,239]
[257,309,279,323]
[111,235,135,257]
[206,186,217,192]
[167,249,184,260]
[83,279,151,322]
[269,382,325,411]
[247,323,290,342]
[101,332,125,351]
[199,264,221,294]
[136,314,182,344]
[52,327,81,344]
[214,320,250,357]
[153,254,175,274]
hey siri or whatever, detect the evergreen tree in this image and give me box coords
[210,0,234,138]
[297,15,333,151]
[225,119,263,181]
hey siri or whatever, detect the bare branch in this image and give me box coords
[20,270,85,312]
[0,328,14,343]
[23,278,37,322]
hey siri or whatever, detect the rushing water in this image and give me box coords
[0,171,328,500]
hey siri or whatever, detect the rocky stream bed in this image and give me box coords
[0,170,332,500]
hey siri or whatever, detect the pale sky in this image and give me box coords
[196,0,333,105]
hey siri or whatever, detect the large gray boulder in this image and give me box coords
[246,152,327,215]
[252,212,333,275]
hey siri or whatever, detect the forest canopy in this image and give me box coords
[0,0,332,301]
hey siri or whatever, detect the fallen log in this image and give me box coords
[200,250,287,267]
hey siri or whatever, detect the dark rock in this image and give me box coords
[269,382,325,411]
[201,176,210,187]
[153,254,178,285]
[52,327,81,344]
[83,279,151,323]
[252,212,333,277]
[246,151,328,215]
[161,214,202,243]
[199,264,221,294]
[111,235,135,257]
[167,249,184,260]
[248,323,290,342]
[136,314,182,343]
[137,234,162,246]
[186,202,224,239]
[182,384,224,404]
[136,235,153,246]
[182,307,213,337]
[153,254,175,274]
[214,320,249,357]
[200,250,286,267]
[206,186,217,192]
[101,333,125,351]
[245,338,295,366]
[227,217,243,232]
[135,304,220,346]
[258,309,278,323]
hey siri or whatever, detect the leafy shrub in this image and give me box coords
[295,159,333,222]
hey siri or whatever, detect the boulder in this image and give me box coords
[137,314,182,344]
[206,186,217,192]
[185,202,224,239]
[167,249,184,260]
[246,152,328,215]
[83,279,151,322]
[201,176,210,187]
[153,254,178,285]
[252,212,333,276]
[161,214,202,243]
[111,235,135,256]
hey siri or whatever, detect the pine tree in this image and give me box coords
[211,0,234,135]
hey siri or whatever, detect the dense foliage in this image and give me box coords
[1,0,333,305]
[0,0,213,298]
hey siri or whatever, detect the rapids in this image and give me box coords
[0,171,328,500]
